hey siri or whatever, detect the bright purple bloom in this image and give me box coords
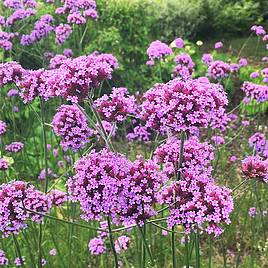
[114,236,130,254]
[174,37,184,48]
[63,49,73,58]
[14,256,25,266]
[7,88,19,97]
[238,58,248,67]
[250,72,259,79]
[211,135,225,146]
[139,78,229,135]
[0,249,8,265]
[208,61,230,79]
[229,156,237,162]
[55,24,72,45]
[67,12,86,24]
[241,81,268,103]
[202,53,213,65]
[248,207,257,218]
[0,62,24,87]
[88,238,106,255]
[94,87,137,122]
[251,25,266,36]
[49,190,67,207]
[52,104,93,151]
[5,142,24,153]
[0,181,52,237]
[0,158,9,171]
[49,55,68,69]
[214,41,223,49]
[147,40,172,60]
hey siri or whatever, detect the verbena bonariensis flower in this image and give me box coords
[214,41,223,49]
[160,178,234,236]
[88,237,106,255]
[0,158,9,171]
[241,81,268,103]
[118,156,167,226]
[0,181,52,237]
[67,149,132,222]
[211,135,225,146]
[239,58,248,67]
[49,190,67,207]
[262,68,268,83]
[248,207,257,218]
[55,24,72,45]
[230,63,240,73]
[147,40,172,60]
[114,236,130,254]
[127,125,152,143]
[173,53,195,79]
[6,8,36,26]
[0,62,24,87]
[173,37,184,48]
[45,53,118,102]
[52,105,93,151]
[94,87,137,122]
[5,142,24,153]
[251,25,266,36]
[67,12,86,24]
[0,31,16,50]
[242,156,268,183]
[3,0,37,8]
[38,168,57,181]
[202,53,213,65]
[0,249,8,265]
[0,121,7,136]
[14,256,26,266]
[49,55,68,69]
[153,136,214,178]
[63,48,73,58]
[139,77,229,134]
[7,88,19,97]
[248,132,268,157]
[250,72,259,79]
[208,60,230,80]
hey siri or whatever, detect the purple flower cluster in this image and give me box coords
[6,8,36,26]
[160,177,234,236]
[0,31,16,50]
[0,158,9,171]
[0,121,7,136]
[0,249,8,265]
[49,55,68,69]
[52,105,93,151]
[241,81,268,103]
[5,142,24,153]
[55,0,98,24]
[7,88,19,97]
[88,237,106,255]
[214,41,223,49]
[20,14,54,46]
[262,68,268,83]
[251,25,266,36]
[211,135,225,146]
[115,235,130,254]
[173,53,195,79]
[55,24,72,45]
[49,190,67,207]
[208,60,230,80]
[242,156,268,183]
[127,125,151,143]
[0,62,24,87]
[94,87,137,122]
[248,132,268,157]
[0,181,52,237]
[202,53,213,65]
[139,78,229,134]
[153,136,214,178]
[147,40,172,60]
[174,37,184,48]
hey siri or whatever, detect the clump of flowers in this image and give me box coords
[214,41,223,49]
[211,135,225,146]
[0,181,52,237]
[241,81,268,103]
[208,60,230,80]
[0,249,8,265]
[88,238,106,256]
[147,40,172,60]
[173,53,195,78]
[67,149,132,222]
[248,132,268,157]
[153,136,214,178]
[242,156,268,183]
[94,87,137,122]
[0,62,24,87]
[139,78,229,134]
[49,190,67,207]
[5,142,24,153]
[52,105,93,151]
[160,178,234,236]
[54,24,72,45]
[7,88,19,97]
[0,121,7,136]
[0,158,9,171]
[202,54,213,65]
[173,37,184,48]
[114,236,130,254]
[119,157,167,226]
[251,25,266,36]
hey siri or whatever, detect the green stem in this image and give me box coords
[13,234,25,268]
[107,217,119,268]
[185,236,190,268]
[171,227,176,268]
[195,230,200,268]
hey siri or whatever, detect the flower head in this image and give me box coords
[147,40,172,60]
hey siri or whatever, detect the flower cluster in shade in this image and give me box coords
[159,176,234,236]
[139,77,229,135]
[153,136,214,178]
[172,53,195,79]
[147,40,172,60]
[241,81,268,103]
[5,142,24,153]
[94,87,137,122]
[248,132,268,158]
[52,105,93,151]
[67,149,166,225]
[242,156,268,183]
[0,249,8,265]
[251,25,266,36]
[214,41,223,49]
[207,60,230,80]
[0,181,52,237]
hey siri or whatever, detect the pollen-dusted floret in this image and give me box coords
[52,105,93,151]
